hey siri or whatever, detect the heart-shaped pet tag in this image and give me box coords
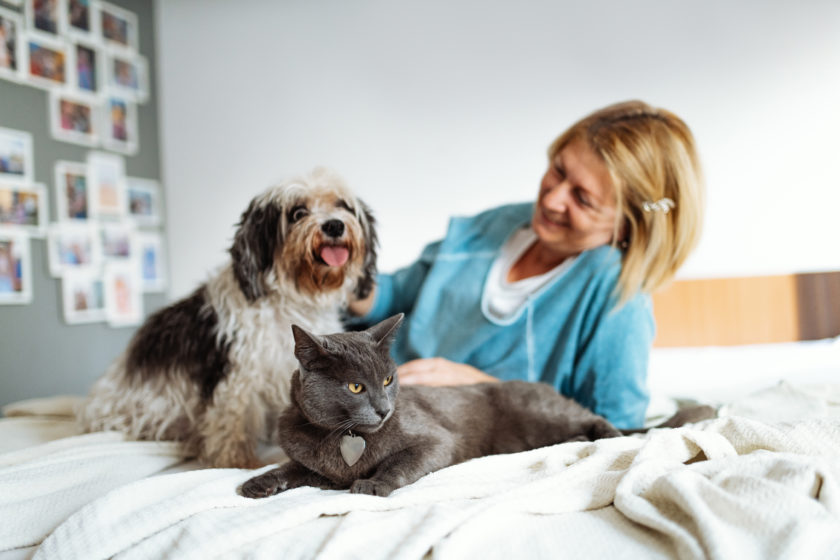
[340,433,366,467]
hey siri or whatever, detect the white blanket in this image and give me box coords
[2,386,840,559]
[1,414,839,559]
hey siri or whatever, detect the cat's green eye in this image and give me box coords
[383,375,393,386]
[348,382,365,394]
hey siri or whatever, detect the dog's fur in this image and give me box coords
[77,168,377,468]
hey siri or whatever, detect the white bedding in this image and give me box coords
[1,383,839,559]
[647,336,840,405]
[2,337,840,559]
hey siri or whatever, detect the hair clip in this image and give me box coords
[642,198,675,213]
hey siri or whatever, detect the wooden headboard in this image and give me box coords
[651,271,840,347]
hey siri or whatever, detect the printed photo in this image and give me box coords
[100,1,137,52]
[61,267,106,324]
[101,97,137,154]
[27,35,66,87]
[103,260,142,327]
[67,0,98,40]
[54,160,89,221]
[26,0,62,36]
[0,183,47,236]
[49,91,99,147]
[126,177,161,227]
[47,221,100,276]
[0,127,33,184]
[105,52,147,102]
[71,41,100,94]
[0,8,24,82]
[136,230,165,292]
[99,222,134,260]
[0,231,32,305]
[86,150,125,219]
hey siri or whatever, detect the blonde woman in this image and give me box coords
[349,100,704,428]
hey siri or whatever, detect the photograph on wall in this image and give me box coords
[61,267,106,324]
[126,177,160,227]
[0,182,47,236]
[99,1,137,53]
[26,34,66,88]
[46,221,101,277]
[0,127,33,184]
[105,52,147,102]
[136,230,165,292]
[0,229,31,304]
[49,91,100,147]
[101,97,137,154]
[0,7,24,82]
[86,150,125,219]
[99,221,133,260]
[66,0,98,41]
[70,41,100,94]
[25,0,63,36]
[103,259,142,327]
[54,160,89,221]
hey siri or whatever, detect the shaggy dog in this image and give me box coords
[77,168,377,468]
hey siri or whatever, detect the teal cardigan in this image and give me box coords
[360,203,654,428]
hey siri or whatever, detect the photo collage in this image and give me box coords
[1,0,164,327]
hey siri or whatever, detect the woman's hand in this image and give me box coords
[347,286,376,316]
[397,358,498,386]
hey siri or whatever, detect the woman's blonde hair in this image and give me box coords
[548,100,704,304]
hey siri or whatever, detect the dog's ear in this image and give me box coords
[230,199,283,302]
[354,198,378,300]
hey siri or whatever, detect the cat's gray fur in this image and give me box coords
[241,313,652,498]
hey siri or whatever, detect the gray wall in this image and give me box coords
[0,0,166,410]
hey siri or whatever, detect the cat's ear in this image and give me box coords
[291,324,329,370]
[366,313,404,348]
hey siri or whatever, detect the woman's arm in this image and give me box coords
[348,240,444,324]
[569,296,655,429]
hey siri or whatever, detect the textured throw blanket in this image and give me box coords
[1,391,840,559]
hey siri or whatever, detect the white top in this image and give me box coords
[482,226,575,322]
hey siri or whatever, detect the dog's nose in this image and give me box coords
[321,219,345,238]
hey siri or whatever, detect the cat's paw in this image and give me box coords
[240,473,288,499]
[350,478,395,497]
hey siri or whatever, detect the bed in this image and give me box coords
[2,273,839,559]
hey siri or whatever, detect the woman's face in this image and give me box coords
[533,137,618,259]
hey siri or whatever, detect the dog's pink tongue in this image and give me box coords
[321,246,349,267]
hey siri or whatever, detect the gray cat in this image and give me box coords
[241,313,661,498]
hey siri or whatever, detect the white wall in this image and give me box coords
[156,0,840,300]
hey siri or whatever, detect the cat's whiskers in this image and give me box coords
[323,419,357,444]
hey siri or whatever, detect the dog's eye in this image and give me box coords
[383,375,393,387]
[337,199,354,213]
[348,382,365,394]
[289,206,309,223]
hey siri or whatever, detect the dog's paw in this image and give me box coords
[204,446,261,469]
[349,478,394,497]
[240,473,288,499]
